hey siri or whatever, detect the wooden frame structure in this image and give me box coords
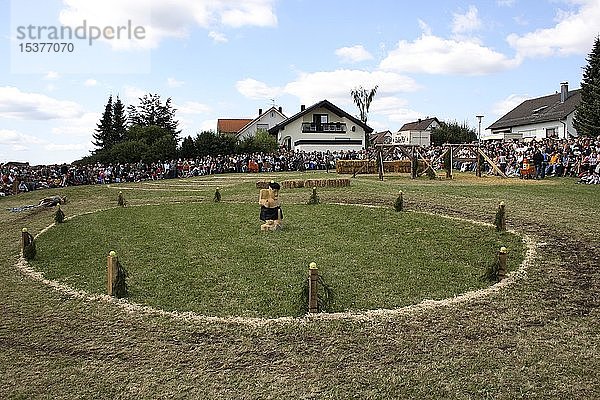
[374,143,507,180]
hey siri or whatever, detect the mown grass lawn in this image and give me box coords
[32,201,524,317]
[2,172,600,399]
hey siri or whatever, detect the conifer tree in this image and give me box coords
[112,96,128,144]
[93,95,114,149]
[574,36,600,137]
[180,136,196,159]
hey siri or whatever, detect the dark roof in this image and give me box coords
[268,99,373,134]
[370,130,392,144]
[399,117,439,132]
[217,119,253,134]
[488,89,581,130]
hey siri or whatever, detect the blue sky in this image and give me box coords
[1,0,598,165]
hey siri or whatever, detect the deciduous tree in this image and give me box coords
[351,85,378,148]
[128,93,181,139]
[430,121,477,145]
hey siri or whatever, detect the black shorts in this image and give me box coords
[260,206,282,221]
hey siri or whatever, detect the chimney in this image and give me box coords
[560,82,568,103]
[259,108,263,116]
[278,106,282,113]
[301,104,305,112]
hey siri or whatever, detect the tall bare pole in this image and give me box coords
[476,115,484,177]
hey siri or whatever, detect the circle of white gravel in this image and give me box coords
[14,203,538,327]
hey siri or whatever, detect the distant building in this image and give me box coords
[488,82,581,140]
[217,118,253,136]
[393,117,439,147]
[370,130,393,145]
[236,106,287,141]
[269,99,373,152]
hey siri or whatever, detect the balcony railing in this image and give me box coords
[301,122,347,133]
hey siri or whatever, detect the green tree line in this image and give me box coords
[77,93,278,165]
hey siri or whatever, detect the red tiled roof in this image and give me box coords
[217,119,253,134]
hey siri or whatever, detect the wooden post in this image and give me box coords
[377,147,384,181]
[449,147,453,179]
[21,228,32,256]
[308,262,319,313]
[411,146,417,179]
[107,251,118,296]
[498,247,507,281]
[499,201,506,231]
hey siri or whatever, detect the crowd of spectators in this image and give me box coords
[2,136,599,197]
[395,136,600,183]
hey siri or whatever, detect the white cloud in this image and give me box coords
[507,0,600,57]
[335,45,373,63]
[380,34,520,75]
[370,96,408,114]
[236,71,422,128]
[452,5,482,35]
[0,87,84,120]
[0,129,45,145]
[220,1,277,28]
[492,94,530,116]
[497,0,516,6]
[51,112,99,137]
[167,77,184,88]
[176,101,211,115]
[58,0,277,49]
[235,78,282,100]
[418,19,432,36]
[370,96,422,126]
[283,69,420,105]
[513,15,528,26]
[208,31,228,43]
[200,119,217,132]
[45,143,92,152]
[44,71,60,80]
[123,85,147,104]
[84,79,98,87]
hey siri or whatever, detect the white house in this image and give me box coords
[269,100,373,152]
[393,117,439,147]
[488,82,581,140]
[236,106,287,141]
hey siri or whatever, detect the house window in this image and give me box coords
[546,127,557,138]
[313,114,328,124]
[257,124,269,132]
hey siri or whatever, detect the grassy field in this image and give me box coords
[31,202,523,318]
[1,171,599,399]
